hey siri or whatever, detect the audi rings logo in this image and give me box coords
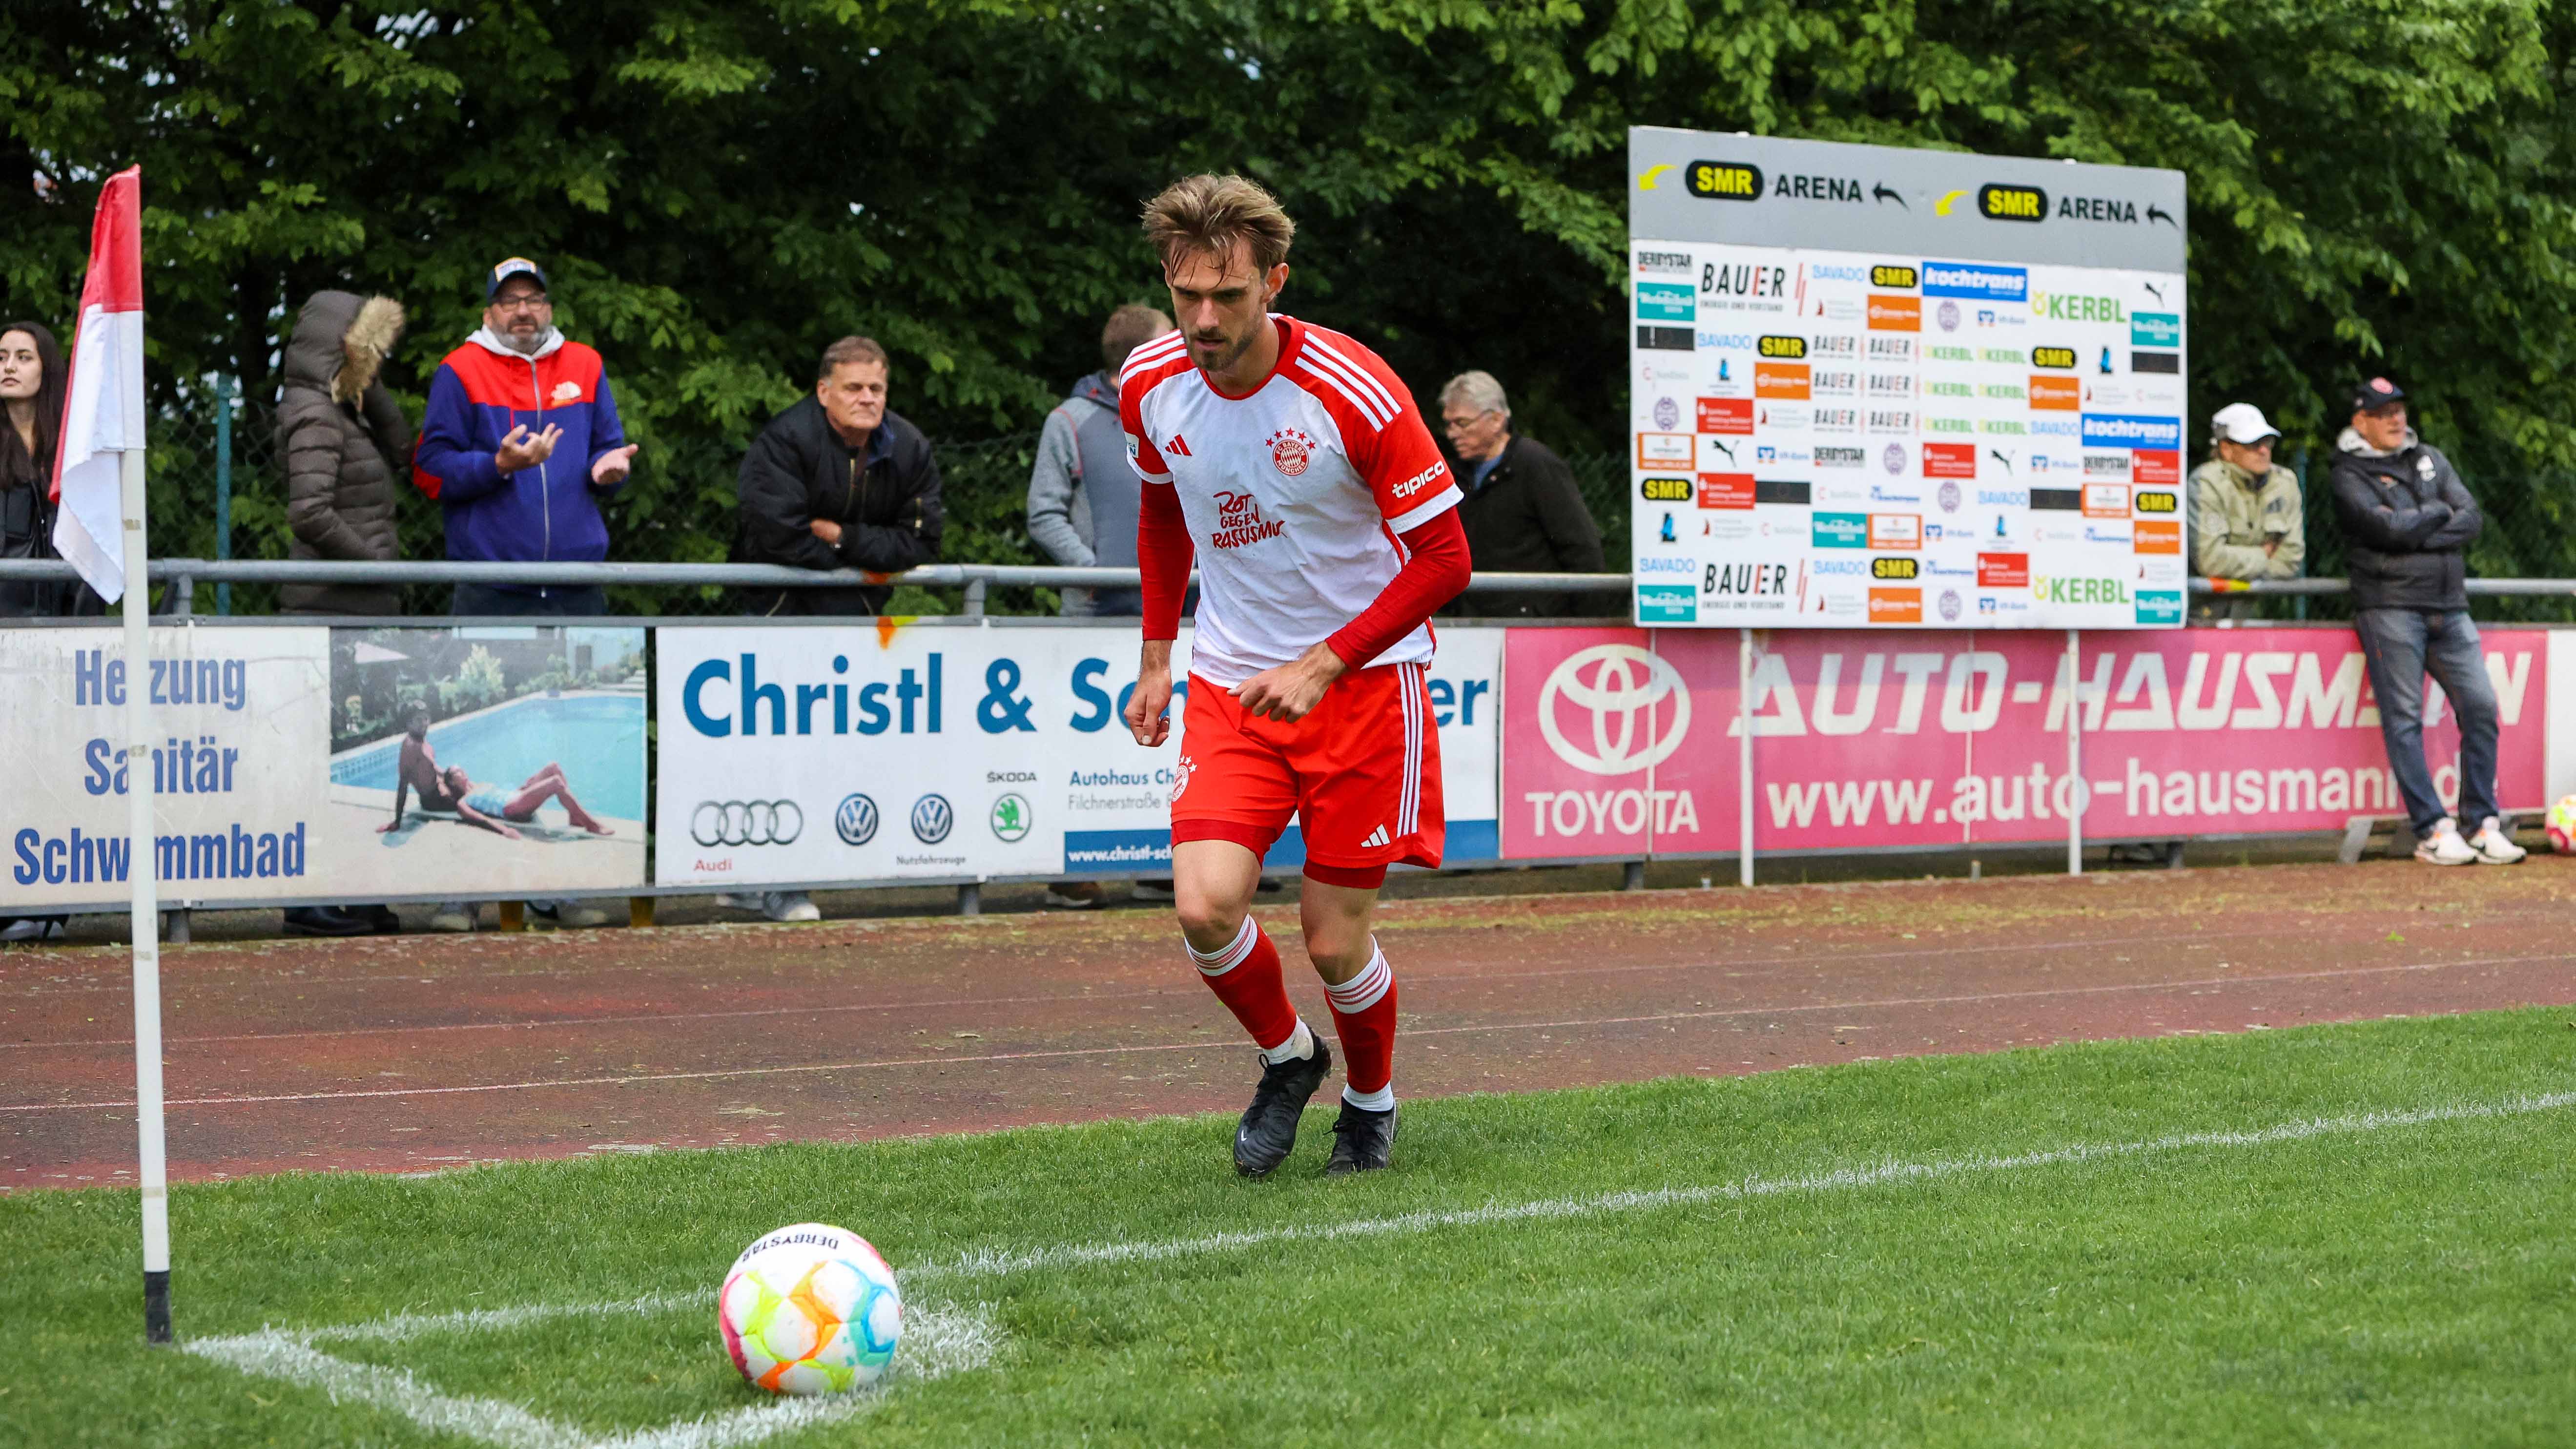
[835,793,880,847]
[692,799,803,847]
[1536,644,1692,776]
[910,793,955,844]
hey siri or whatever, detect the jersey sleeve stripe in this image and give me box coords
[1293,356,1393,430]
[1385,483,1462,535]
[1119,333,1189,382]
[1297,348,1397,426]
[1302,335,1401,416]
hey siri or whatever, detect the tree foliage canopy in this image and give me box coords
[5,0,2574,591]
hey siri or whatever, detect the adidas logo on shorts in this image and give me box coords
[1360,825,1391,849]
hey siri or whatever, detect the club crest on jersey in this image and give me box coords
[1210,490,1286,550]
[1266,427,1316,477]
[1169,756,1195,804]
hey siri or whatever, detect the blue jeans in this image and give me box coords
[2354,609,2500,837]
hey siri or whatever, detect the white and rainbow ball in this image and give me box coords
[2546,794,2576,854]
[719,1222,902,1395]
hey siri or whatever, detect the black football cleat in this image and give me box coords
[1234,1037,1333,1178]
[1324,1100,1398,1176]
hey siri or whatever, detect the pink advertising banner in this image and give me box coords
[1502,626,2549,859]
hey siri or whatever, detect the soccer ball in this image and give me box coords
[719,1222,902,1395]
[2546,795,2576,854]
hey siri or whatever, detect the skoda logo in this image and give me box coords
[691,800,802,848]
[1536,644,1691,777]
[910,793,954,844]
[990,793,1032,842]
[834,793,879,847]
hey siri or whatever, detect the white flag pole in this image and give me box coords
[119,443,170,1343]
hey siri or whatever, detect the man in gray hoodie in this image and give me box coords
[1028,304,1174,617]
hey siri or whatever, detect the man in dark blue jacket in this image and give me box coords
[2328,377,2524,868]
[411,257,636,931]
[413,257,639,616]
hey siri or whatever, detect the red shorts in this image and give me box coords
[1170,662,1444,883]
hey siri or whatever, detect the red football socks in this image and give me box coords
[1187,916,1302,1056]
[1324,939,1397,1110]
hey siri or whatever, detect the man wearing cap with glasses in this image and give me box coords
[414,257,639,618]
[2329,377,2524,867]
[410,258,640,931]
[2190,402,2305,623]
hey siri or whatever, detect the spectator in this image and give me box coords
[413,257,637,930]
[277,289,412,937]
[2190,403,2304,623]
[721,336,943,925]
[734,335,943,617]
[0,321,67,619]
[1028,304,1173,620]
[413,257,637,619]
[1027,305,1173,911]
[1,320,71,943]
[1437,371,1603,617]
[2329,377,2524,867]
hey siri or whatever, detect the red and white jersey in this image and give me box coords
[1120,316,1460,686]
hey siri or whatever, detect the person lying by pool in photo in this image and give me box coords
[376,706,615,839]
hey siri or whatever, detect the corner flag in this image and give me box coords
[52,166,145,603]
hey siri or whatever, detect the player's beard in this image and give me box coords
[1191,320,1258,377]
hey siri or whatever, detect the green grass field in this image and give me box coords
[5,1008,2572,1447]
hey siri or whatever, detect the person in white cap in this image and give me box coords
[2189,403,2304,622]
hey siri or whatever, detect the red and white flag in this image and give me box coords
[51,166,145,603]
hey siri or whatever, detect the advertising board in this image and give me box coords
[653,624,1503,888]
[1629,128,2188,628]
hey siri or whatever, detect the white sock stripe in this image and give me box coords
[1187,917,1260,976]
[1325,951,1392,1013]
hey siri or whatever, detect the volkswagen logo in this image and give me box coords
[1536,644,1691,777]
[690,800,803,848]
[835,793,880,847]
[910,793,954,844]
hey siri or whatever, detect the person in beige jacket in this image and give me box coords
[2189,402,2304,622]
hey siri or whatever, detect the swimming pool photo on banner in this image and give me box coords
[320,626,648,899]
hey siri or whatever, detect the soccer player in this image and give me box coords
[1119,175,1471,1177]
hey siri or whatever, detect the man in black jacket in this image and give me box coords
[736,335,944,617]
[2328,377,2523,867]
[1436,371,1604,617]
[722,336,944,923]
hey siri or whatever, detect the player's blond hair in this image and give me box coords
[1140,174,1296,276]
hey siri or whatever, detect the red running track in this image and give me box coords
[4,862,2571,1189]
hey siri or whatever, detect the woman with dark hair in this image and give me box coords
[0,322,71,941]
[0,320,67,618]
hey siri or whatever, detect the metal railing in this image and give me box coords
[7,558,2576,611]
[0,558,1632,615]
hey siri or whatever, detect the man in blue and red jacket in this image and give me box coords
[412,257,639,615]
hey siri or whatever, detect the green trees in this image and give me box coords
[5,0,2573,596]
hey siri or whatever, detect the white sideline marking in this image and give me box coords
[15,953,2568,1113]
[185,1090,2566,1445]
[186,1299,1002,1449]
[908,1090,2576,1282]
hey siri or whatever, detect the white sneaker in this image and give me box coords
[0,917,62,943]
[762,891,821,923]
[713,893,761,914]
[530,901,611,929]
[2414,819,2478,866]
[2468,815,2528,865]
[428,904,476,933]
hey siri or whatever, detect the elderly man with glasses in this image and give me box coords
[2189,403,2306,624]
[1436,371,1603,617]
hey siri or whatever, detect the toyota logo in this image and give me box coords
[835,793,880,847]
[1536,644,1691,776]
[691,800,803,847]
[910,793,954,844]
